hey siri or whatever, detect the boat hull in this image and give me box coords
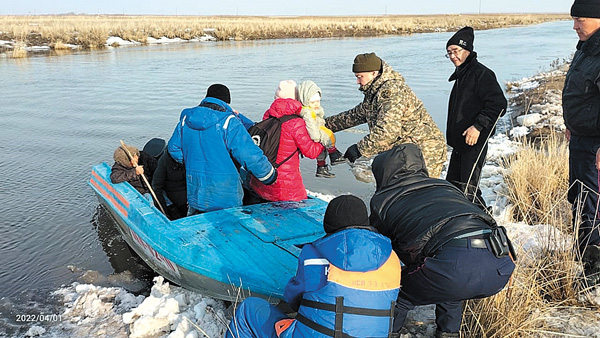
[89,162,327,302]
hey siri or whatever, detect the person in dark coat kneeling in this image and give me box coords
[226,195,401,338]
[369,143,515,338]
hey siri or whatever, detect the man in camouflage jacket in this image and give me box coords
[325,52,447,178]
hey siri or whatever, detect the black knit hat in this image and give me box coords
[323,195,369,234]
[571,0,600,18]
[446,26,474,52]
[206,84,231,104]
[352,52,382,73]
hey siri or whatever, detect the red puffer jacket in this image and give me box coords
[250,98,324,201]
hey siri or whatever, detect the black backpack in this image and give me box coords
[248,115,300,168]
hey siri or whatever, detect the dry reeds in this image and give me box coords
[11,44,27,58]
[51,40,68,50]
[503,129,570,226]
[0,14,570,51]
[461,129,598,337]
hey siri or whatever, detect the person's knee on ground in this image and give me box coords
[226,297,288,338]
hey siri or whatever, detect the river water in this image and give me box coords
[0,20,577,333]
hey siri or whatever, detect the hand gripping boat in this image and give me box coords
[89,162,327,302]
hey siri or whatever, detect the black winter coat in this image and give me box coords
[369,143,497,265]
[151,151,187,213]
[447,52,507,151]
[563,29,600,137]
[110,151,157,195]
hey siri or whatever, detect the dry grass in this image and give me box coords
[462,251,584,338]
[503,129,570,226]
[461,129,598,337]
[11,43,27,58]
[51,40,70,50]
[0,13,569,51]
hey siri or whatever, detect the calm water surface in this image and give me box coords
[0,20,576,326]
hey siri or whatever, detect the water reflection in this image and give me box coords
[89,206,155,294]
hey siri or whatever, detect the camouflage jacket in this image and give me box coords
[325,61,446,158]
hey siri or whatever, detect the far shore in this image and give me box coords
[0,13,569,57]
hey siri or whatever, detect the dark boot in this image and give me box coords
[316,165,335,178]
[583,245,600,286]
[328,149,346,165]
[434,330,460,338]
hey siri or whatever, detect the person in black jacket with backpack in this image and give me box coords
[369,144,515,338]
[445,26,507,211]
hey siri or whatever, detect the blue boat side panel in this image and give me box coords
[274,233,326,257]
[237,200,327,243]
[186,220,295,296]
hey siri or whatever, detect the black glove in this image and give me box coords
[344,144,361,163]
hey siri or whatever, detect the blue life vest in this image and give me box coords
[281,228,401,338]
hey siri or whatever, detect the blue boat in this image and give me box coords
[89,162,327,302]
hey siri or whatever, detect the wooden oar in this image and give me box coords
[119,139,167,215]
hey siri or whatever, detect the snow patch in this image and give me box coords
[147,37,185,44]
[106,36,142,47]
[516,113,542,127]
[24,326,46,337]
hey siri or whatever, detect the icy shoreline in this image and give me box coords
[0,35,217,58]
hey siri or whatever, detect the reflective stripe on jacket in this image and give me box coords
[168,97,275,212]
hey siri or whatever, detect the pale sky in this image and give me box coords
[2,0,571,16]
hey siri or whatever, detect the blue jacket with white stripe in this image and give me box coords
[283,228,400,338]
[167,97,275,212]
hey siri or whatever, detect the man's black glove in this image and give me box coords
[344,144,361,163]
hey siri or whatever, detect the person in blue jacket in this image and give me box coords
[226,194,401,338]
[168,84,277,215]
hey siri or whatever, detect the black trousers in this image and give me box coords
[568,135,600,251]
[446,144,488,210]
[393,240,514,333]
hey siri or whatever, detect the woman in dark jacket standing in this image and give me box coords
[445,27,507,210]
[369,144,515,338]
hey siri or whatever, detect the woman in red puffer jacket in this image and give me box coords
[250,80,324,201]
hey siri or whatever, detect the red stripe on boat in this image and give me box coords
[91,170,130,208]
[90,177,129,217]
